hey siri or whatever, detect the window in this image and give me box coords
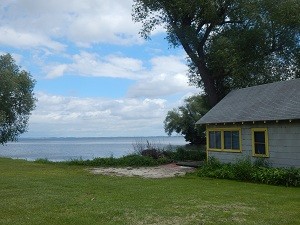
[207,128,241,152]
[209,131,221,149]
[252,128,269,157]
[224,131,240,150]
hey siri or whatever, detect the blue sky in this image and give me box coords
[0,0,201,137]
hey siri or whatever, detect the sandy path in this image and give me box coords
[90,163,196,178]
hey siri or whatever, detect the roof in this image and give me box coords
[196,79,300,124]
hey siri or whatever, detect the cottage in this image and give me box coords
[196,79,300,168]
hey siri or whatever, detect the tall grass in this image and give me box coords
[198,157,300,187]
[164,145,206,161]
[35,154,172,167]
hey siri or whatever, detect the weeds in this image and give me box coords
[35,154,173,167]
[164,146,206,161]
[198,157,300,187]
[132,138,166,155]
[132,138,206,162]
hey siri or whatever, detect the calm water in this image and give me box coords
[0,136,187,161]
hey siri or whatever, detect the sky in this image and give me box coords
[0,0,201,138]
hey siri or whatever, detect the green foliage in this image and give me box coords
[34,158,54,164]
[164,94,209,144]
[0,54,36,144]
[133,0,300,106]
[198,157,300,187]
[231,158,254,181]
[36,154,172,167]
[164,145,206,161]
[251,167,300,187]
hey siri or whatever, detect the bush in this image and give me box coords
[198,157,300,187]
[35,154,173,168]
[164,146,206,161]
[34,158,54,164]
[231,158,254,181]
[132,139,165,156]
[132,138,206,162]
[253,158,271,168]
[251,167,300,187]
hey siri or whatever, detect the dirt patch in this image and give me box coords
[90,163,196,178]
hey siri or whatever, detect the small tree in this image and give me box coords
[0,54,36,144]
[164,94,209,145]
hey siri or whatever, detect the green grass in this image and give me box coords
[0,158,299,225]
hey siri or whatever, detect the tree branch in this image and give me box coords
[195,21,206,34]
[199,24,214,49]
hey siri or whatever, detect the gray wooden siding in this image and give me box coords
[206,121,300,168]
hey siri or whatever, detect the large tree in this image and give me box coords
[164,94,209,145]
[132,0,300,107]
[0,54,36,144]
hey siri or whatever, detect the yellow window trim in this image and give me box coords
[251,128,269,158]
[206,128,242,153]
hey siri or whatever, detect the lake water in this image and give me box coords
[0,136,187,161]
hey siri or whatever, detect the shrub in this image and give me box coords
[38,154,172,168]
[132,139,164,156]
[164,146,206,161]
[251,167,300,187]
[132,138,206,162]
[34,158,53,164]
[231,158,254,181]
[253,158,271,168]
[141,149,162,159]
[198,157,300,187]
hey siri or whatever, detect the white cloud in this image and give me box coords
[46,64,68,78]
[0,0,145,48]
[67,2,143,46]
[0,27,66,51]
[45,52,199,97]
[28,92,170,137]
[110,98,167,120]
[127,55,199,98]
[127,73,199,98]
[46,51,144,79]
[149,55,188,75]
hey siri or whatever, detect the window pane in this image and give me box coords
[224,131,232,149]
[209,131,215,148]
[215,131,221,149]
[255,143,266,154]
[232,131,240,149]
[254,131,265,143]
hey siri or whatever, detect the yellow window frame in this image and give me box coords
[206,128,242,153]
[252,128,269,157]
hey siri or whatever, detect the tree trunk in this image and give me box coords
[196,60,219,107]
[170,25,220,107]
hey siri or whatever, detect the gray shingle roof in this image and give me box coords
[196,79,300,124]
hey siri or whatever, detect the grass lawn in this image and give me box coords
[0,158,299,225]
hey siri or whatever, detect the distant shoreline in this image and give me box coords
[0,136,187,162]
[17,136,184,140]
